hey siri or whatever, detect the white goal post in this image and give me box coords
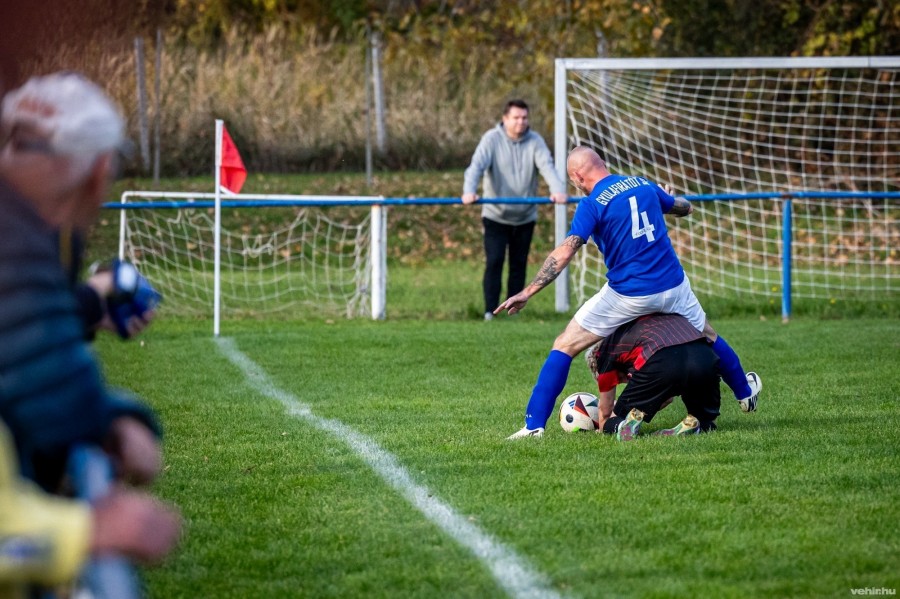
[110,194,549,328]
[114,192,388,331]
[553,56,900,319]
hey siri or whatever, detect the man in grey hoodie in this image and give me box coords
[462,99,568,320]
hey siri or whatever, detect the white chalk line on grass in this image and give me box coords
[215,337,562,599]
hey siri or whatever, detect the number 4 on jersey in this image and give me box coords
[629,196,655,242]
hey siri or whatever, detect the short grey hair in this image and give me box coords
[1,72,126,175]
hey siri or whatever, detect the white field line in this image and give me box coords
[215,337,563,599]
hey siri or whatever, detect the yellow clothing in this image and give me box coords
[0,423,91,594]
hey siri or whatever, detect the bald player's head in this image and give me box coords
[566,146,609,194]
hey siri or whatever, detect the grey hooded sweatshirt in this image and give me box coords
[462,123,567,226]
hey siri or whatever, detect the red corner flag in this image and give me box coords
[220,125,247,194]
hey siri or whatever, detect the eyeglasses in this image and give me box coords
[0,125,56,155]
[0,123,130,180]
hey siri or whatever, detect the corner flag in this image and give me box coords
[212,119,246,337]
[219,125,246,194]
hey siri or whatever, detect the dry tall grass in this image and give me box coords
[27,24,556,175]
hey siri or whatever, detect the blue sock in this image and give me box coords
[711,336,751,401]
[524,350,573,429]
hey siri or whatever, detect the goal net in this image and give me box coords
[113,192,382,323]
[555,57,900,316]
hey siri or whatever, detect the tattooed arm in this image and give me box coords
[494,235,586,316]
[530,235,585,291]
[659,183,693,217]
[668,196,693,217]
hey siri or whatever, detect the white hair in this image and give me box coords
[1,72,126,174]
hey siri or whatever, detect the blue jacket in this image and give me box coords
[0,177,160,491]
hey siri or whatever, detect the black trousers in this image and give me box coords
[612,340,721,426]
[482,217,536,313]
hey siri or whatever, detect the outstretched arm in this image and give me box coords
[462,134,493,204]
[494,235,585,315]
[597,389,616,427]
[668,196,693,217]
[660,183,693,217]
[532,137,568,203]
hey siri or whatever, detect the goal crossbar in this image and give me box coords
[557,56,896,71]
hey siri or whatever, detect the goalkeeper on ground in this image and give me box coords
[585,313,721,440]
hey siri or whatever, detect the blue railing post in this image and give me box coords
[782,199,792,323]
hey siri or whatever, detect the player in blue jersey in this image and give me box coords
[498,146,761,439]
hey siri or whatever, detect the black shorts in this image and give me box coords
[612,339,721,423]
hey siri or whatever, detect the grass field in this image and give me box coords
[96,308,900,598]
[91,173,899,596]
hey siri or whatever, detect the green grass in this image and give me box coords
[96,314,900,598]
[89,173,899,595]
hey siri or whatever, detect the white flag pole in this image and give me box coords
[213,120,223,337]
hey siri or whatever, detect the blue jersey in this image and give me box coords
[568,174,684,296]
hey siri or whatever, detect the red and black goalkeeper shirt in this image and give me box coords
[593,313,705,392]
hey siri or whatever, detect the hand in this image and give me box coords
[91,489,181,563]
[98,309,155,338]
[87,263,159,339]
[107,261,162,339]
[494,291,531,316]
[87,270,115,297]
[660,183,675,196]
[461,193,479,205]
[125,309,155,338]
[550,192,568,204]
[105,417,162,485]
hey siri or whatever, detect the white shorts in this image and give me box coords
[574,276,707,337]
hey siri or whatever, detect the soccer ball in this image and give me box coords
[558,392,599,432]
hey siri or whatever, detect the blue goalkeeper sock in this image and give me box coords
[711,336,752,401]
[524,350,573,429]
